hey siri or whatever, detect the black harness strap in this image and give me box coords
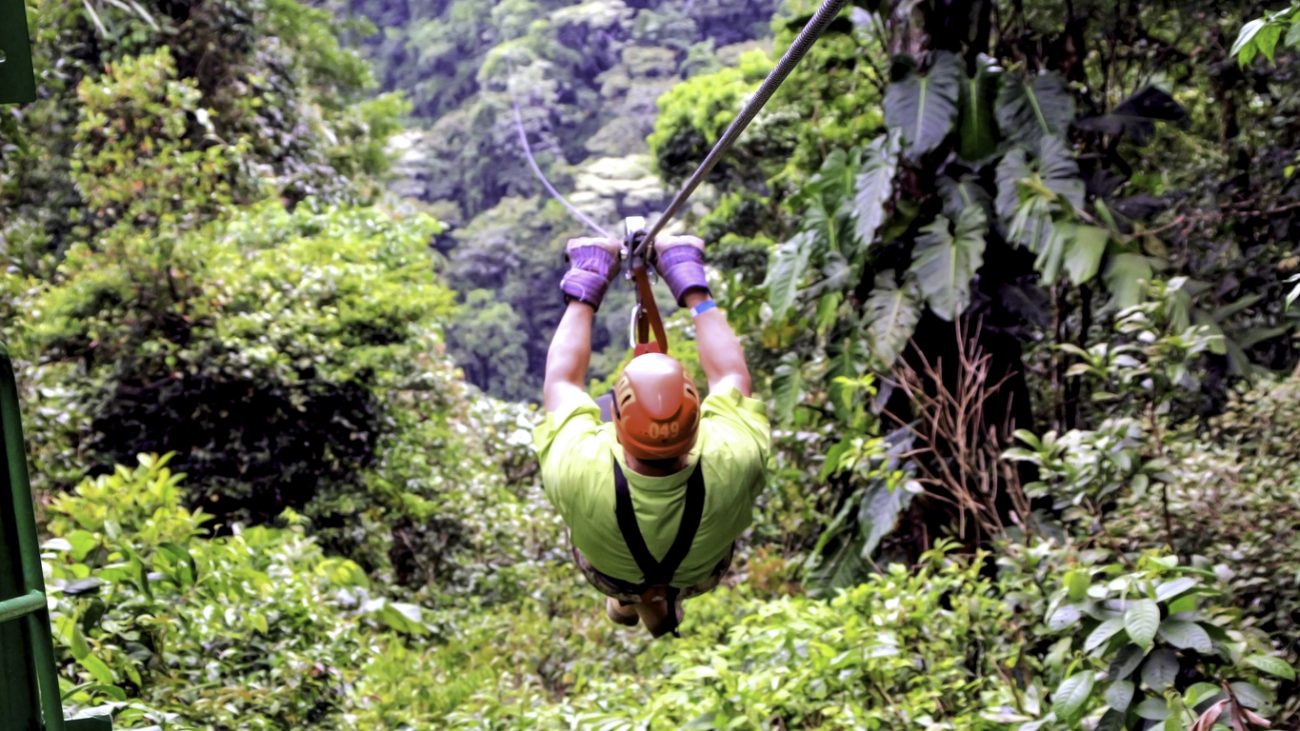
[612,458,705,587]
[612,458,705,638]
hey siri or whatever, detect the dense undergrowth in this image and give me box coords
[3,0,1300,729]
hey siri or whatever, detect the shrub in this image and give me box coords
[44,454,436,730]
[24,202,453,529]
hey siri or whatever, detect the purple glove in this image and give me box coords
[560,238,621,311]
[653,237,711,306]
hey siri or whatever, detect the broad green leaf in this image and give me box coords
[1244,654,1296,681]
[1157,620,1212,653]
[1140,648,1178,691]
[1105,679,1134,711]
[1086,618,1126,653]
[884,51,962,158]
[1110,644,1146,680]
[996,71,1075,145]
[1048,604,1083,632]
[78,654,117,685]
[765,231,815,318]
[1064,569,1090,602]
[1257,24,1283,61]
[909,205,988,321]
[772,356,804,423]
[863,271,921,368]
[1052,670,1095,725]
[1154,577,1198,603]
[1232,19,1266,58]
[1184,682,1223,707]
[1123,598,1164,647]
[852,133,900,249]
[855,478,913,561]
[1096,709,1126,731]
[1104,252,1154,308]
[1229,681,1269,709]
[958,57,1000,161]
[1136,697,1170,721]
[1062,224,1108,285]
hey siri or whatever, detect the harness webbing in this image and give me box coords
[612,458,705,588]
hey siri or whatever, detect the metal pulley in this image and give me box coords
[622,216,669,355]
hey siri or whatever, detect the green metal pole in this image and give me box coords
[0,0,37,104]
[0,346,66,731]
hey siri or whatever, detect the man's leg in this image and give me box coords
[632,597,683,638]
[605,597,639,626]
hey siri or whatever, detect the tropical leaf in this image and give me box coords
[1104,252,1155,308]
[765,231,816,318]
[884,51,962,159]
[1244,654,1296,681]
[1062,224,1109,285]
[996,70,1075,145]
[771,354,804,423]
[1105,679,1135,712]
[1158,620,1212,653]
[852,132,901,250]
[864,271,921,368]
[1052,670,1095,725]
[939,174,994,221]
[856,477,913,560]
[958,55,1001,161]
[909,206,988,321]
[1125,599,1160,650]
[1140,648,1178,691]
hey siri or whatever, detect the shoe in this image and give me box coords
[606,597,640,627]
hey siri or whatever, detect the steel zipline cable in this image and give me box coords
[635,0,848,256]
[513,0,847,252]
[511,100,614,240]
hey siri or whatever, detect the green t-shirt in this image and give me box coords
[533,385,771,587]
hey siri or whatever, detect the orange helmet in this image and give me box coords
[612,353,701,461]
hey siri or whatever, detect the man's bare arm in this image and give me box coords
[654,234,752,397]
[543,301,596,413]
[543,236,622,412]
[683,290,752,397]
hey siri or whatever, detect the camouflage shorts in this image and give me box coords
[571,540,735,605]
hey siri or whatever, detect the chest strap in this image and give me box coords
[612,458,705,588]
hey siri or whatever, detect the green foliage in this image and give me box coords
[1028,553,1285,730]
[21,202,455,534]
[1233,4,1300,66]
[1,0,397,276]
[884,51,962,159]
[71,47,246,236]
[44,454,412,729]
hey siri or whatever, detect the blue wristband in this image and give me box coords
[690,299,717,317]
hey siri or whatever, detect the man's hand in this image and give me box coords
[655,234,751,397]
[652,234,710,306]
[560,236,622,311]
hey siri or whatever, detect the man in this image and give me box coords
[533,233,770,638]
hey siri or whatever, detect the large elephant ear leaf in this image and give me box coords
[909,206,988,321]
[885,51,962,159]
[996,70,1075,145]
[852,132,901,252]
[864,271,921,368]
[765,231,816,319]
[958,55,1001,161]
